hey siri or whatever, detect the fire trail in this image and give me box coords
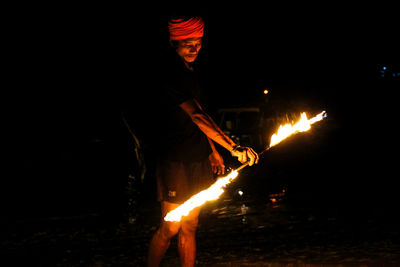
[164,111,327,222]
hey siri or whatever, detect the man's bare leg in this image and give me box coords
[178,207,201,267]
[147,201,181,267]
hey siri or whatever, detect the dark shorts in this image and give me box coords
[156,157,214,204]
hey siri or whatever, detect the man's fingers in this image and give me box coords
[237,153,243,163]
[212,165,217,174]
[233,147,259,165]
[249,147,259,165]
[220,165,225,175]
[212,164,225,175]
[247,149,255,166]
[241,152,247,163]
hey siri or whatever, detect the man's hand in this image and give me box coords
[231,146,259,166]
[208,150,225,175]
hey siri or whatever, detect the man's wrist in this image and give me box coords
[230,144,241,155]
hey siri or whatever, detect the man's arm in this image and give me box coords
[207,137,225,175]
[179,98,259,166]
[180,98,235,151]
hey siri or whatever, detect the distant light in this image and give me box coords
[238,190,243,196]
[383,66,387,70]
[263,89,269,95]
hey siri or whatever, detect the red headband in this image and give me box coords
[168,17,204,40]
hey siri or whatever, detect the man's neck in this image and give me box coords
[184,61,194,72]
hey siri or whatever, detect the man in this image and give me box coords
[147,16,259,267]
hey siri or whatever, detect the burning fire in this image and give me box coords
[164,170,239,222]
[270,111,327,147]
[164,111,327,222]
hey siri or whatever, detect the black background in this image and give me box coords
[5,4,398,221]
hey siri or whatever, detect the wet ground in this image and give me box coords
[2,185,400,267]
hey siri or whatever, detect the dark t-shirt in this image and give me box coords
[157,51,212,163]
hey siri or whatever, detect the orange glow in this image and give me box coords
[263,89,269,95]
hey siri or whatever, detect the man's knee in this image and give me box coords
[181,217,199,234]
[160,222,181,239]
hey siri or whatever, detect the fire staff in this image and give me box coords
[147,16,259,267]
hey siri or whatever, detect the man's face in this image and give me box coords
[176,37,202,63]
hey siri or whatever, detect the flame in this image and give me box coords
[164,110,327,222]
[269,111,326,148]
[164,170,239,222]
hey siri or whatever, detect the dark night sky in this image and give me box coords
[6,5,398,218]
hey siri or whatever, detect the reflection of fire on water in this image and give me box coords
[269,189,286,208]
[164,111,327,222]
